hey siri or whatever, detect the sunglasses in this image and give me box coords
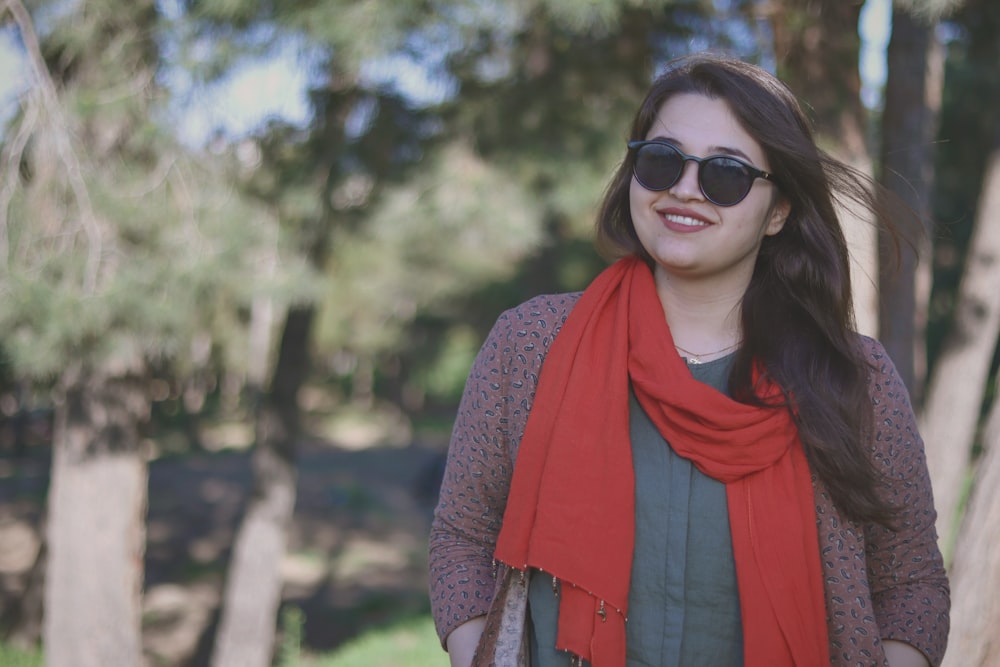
[627,140,776,207]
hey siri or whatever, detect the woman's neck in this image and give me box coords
[653,268,746,356]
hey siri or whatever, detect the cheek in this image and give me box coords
[737,195,782,236]
[628,179,651,213]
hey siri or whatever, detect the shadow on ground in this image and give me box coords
[0,433,448,667]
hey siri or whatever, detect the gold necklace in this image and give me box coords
[674,341,741,364]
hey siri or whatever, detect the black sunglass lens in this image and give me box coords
[701,157,754,205]
[634,144,684,191]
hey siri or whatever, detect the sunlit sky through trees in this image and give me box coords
[0,28,26,126]
[0,0,891,146]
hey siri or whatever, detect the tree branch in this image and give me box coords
[0,92,38,269]
[2,0,104,294]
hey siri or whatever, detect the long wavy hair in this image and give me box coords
[596,53,899,526]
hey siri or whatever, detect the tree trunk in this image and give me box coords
[942,389,1000,666]
[210,306,314,667]
[44,363,149,667]
[921,147,1000,558]
[2,528,45,649]
[770,0,878,336]
[877,7,943,401]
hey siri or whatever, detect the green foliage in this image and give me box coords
[0,145,316,379]
[277,605,305,667]
[408,324,483,404]
[0,642,43,667]
[0,0,320,389]
[318,139,543,354]
[283,0,420,66]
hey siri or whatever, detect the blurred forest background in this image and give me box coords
[0,0,999,665]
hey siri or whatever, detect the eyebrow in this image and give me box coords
[648,135,757,164]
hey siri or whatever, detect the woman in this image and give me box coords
[429,53,949,667]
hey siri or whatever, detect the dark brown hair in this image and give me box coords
[597,53,897,526]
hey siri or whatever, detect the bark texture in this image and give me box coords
[210,307,314,667]
[942,392,1000,667]
[878,7,942,400]
[921,149,1000,556]
[2,530,45,649]
[44,364,149,667]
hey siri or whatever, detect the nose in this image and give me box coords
[668,158,704,202]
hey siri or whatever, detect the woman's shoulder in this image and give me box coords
[851,334,923,457]
[494,292,583,335]
[852,334,907,388]
[850,333,917,404]
[852,333,886,359]
[472,293,583,378]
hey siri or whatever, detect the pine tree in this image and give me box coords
[0,1,312,663]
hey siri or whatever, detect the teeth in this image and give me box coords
[663,214,708,227]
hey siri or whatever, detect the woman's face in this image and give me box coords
[629,93,789,293]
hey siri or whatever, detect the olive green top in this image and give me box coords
[528,354,742,666]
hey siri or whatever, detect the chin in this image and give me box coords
[650,255,701,273]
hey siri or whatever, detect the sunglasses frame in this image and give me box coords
[627,140,776,207]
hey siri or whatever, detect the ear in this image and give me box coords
[764,196,791,236]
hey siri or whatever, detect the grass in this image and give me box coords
[0,615,445,667]
[280,613,446,667]
[314,615,444,667]
[0,643,42,667]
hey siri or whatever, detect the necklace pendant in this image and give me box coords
[675,340,741,365]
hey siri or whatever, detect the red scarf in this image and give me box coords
[494,257,828,666]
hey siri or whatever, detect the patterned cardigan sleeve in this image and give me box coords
[862,338,951,665]
[428,294,576,647]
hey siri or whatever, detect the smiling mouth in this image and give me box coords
[662,213,710,229]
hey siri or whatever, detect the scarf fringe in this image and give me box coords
[497,560,629,623]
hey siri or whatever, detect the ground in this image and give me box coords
[0,405,448,667]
